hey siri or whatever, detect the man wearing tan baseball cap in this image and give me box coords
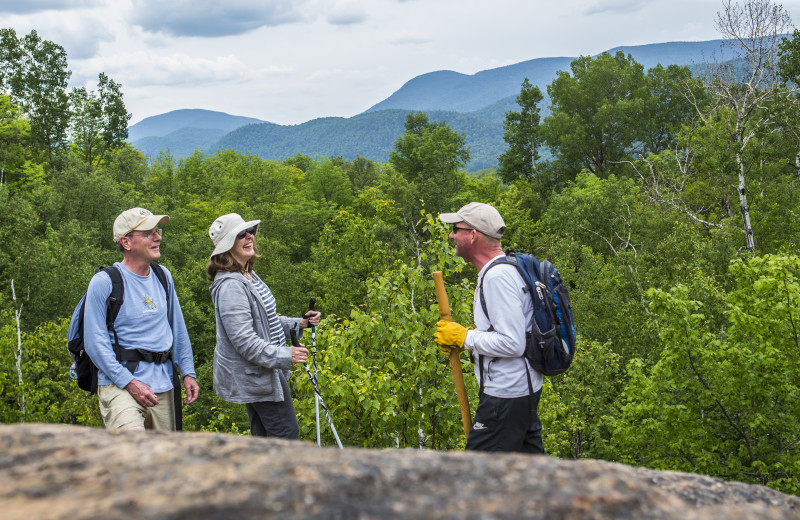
[434,202,545,453]
[83,207,199,431]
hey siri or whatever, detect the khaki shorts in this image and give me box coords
[98,384,176,431]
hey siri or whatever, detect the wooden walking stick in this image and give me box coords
[432,271,472,438]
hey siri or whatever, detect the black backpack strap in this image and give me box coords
[101,266,125,352]
[150,262,170,305]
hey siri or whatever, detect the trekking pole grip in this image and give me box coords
[433,271,472,439]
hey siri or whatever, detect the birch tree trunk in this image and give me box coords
[736,157,756,252]
[11,280,25,423]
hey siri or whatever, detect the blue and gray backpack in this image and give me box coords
[480,251,577,376]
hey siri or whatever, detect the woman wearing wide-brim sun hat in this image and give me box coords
[206,213,321,438]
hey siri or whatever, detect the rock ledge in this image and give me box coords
[1,424,798,519]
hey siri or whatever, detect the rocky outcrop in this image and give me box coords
[0,424,798,519]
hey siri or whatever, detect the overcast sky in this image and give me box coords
[2,0,799,125]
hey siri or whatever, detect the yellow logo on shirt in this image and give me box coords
[144,295,157,309]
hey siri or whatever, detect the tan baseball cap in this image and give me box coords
[439,202,506,239]
[113,207,170,243]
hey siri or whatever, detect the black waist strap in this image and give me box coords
[113,345,172,374]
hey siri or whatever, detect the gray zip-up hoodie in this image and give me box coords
[210,271,303,403]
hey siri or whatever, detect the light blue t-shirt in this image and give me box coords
[83,262,196,392]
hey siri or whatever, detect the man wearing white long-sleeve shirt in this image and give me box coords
[84,207,199,431]
[434,202,544,453]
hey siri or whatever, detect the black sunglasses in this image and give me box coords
[452,225,473,234]
[237,226,257,239]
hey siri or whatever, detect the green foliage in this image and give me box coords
[0,28,71,162]
[542,52,698,184]
[613,255,800,493]
[389,112,470,214]
[68,73,131,169]
[540,337,623,460]
[0,319,102,425]
[778,29,800,85]
[295,216,478,448]
[497,78,543,184]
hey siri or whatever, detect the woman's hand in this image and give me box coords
[291,345,309,364]
[300,310,321,329]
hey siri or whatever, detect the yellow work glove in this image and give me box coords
[434,320,469,355]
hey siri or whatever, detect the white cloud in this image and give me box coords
[77,52,251,88]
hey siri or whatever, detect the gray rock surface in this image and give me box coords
[1,423,798,519]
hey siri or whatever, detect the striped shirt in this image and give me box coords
[249,276,285,347]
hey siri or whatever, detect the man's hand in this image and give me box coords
[183,375,199,404]
[434,320,469,352]
[301,310,321,328]
[125,379,158,407]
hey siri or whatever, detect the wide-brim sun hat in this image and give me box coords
[113,207,170,243]
[439,202,506,239]
[209,213,261,257]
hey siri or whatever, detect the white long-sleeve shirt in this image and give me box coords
[464,254,543,398]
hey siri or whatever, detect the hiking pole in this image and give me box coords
[307,297,321,446]
[432,271,472,439]
[290,327,343,449]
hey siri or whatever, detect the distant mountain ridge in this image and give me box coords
[128,109,266,142]
[129,39,731,171]
[365,39,727,115]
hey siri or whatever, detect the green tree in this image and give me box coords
[0,29,71,163]
[543,51,648,178]
[612,255,800,494]
[543,52,698,184]
[0,94,32,186]
[0,319,103,425]
[497,78,544,184]
[389,112,470,214]
[69,73,131,170]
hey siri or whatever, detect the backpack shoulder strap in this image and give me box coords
[149,261,169,297]
[478,256,523,320]
[99,266,124,328]
[149,261,172,317]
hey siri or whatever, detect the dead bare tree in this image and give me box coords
[10,279,25,422]
[627,152,741,233]
[700,0,796,252]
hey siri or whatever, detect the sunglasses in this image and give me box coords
[452,225,473,234]
[237,226,257,239]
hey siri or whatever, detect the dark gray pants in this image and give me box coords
[466,389,545,453]
[245,372,299,439]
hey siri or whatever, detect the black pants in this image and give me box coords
[245,372,299,439]
[466,389,545,453]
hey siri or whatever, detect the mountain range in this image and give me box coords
[129,39,730,171]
